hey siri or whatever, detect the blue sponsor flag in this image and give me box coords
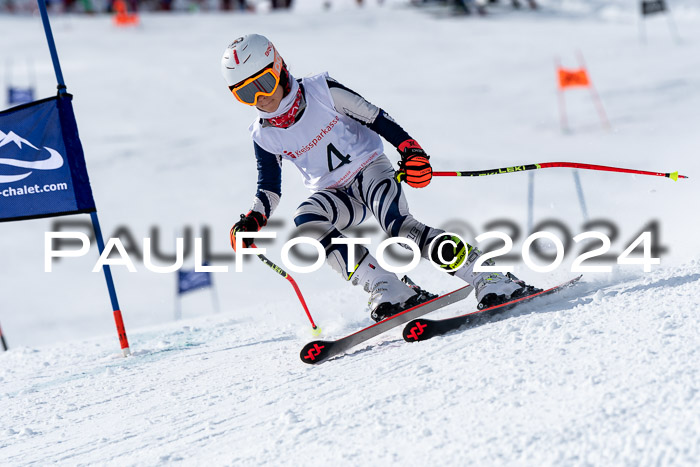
[0,95,95,222]
[177,269,213,295]
[8,87,35,106]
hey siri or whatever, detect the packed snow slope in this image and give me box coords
[2,264,699,465]
[1,2,700,464]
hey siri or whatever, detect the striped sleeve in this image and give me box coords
[326,76,412,148]
[250,141,282,218]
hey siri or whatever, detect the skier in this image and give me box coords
[222,34,539,322]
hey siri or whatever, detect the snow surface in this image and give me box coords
[1,1,700,464]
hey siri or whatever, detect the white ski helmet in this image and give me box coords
[221,34,290,104]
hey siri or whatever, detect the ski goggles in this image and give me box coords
[229,52,284,106]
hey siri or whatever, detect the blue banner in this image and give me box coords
[0,95,96,222]
[8,87,35,106]
[178,269,213,295]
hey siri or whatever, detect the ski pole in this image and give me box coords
[250,244,321,336]
[433,162,688,181]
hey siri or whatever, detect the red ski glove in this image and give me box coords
[395,139,432,188]
[230,211,267,252]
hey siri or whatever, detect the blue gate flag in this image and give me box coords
[178,269,213,295]
[8,87,36,106]
[0,94,96,222]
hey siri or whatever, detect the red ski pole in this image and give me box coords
[433,162,688,180]
[250,244,321,335]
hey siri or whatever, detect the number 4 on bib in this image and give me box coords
[327,143,351,172]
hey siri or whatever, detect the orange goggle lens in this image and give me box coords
[230,68,280,106]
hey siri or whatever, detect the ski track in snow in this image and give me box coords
[1,2,700,464]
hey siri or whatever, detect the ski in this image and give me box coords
[402,275,582,343]
[300,285,473,364]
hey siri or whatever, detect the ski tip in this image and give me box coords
[402,319,432,343]
[300,340,334,364]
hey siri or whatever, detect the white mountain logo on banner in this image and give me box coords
[0,129,64,184]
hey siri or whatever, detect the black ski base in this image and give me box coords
[402,275,582,343]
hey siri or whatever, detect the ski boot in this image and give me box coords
[369,276,437,323]
[430,233,541,310]
[472,271,541,310]
[350,253,436,323]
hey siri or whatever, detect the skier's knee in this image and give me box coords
[293,212,310,227]
[293,207,329,227]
